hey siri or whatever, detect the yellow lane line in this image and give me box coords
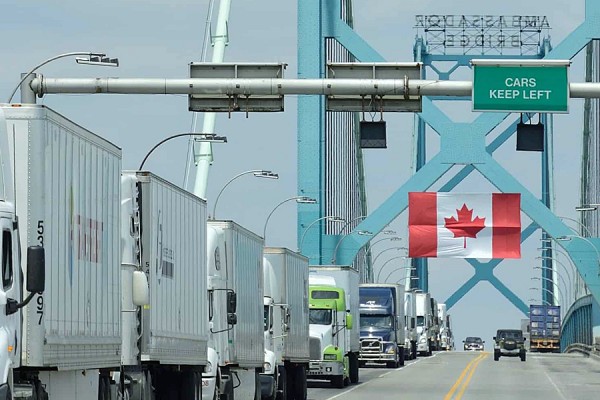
[443,352,487,400]
[455,352,489,399]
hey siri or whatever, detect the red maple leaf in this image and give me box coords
[444,204,486,248]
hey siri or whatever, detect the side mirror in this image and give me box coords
[493,337,496,341]
[227,291,237,314]
[462,340,465,343]
[483,341,486,343]
[26,246,45,293]
[227,313,238,325]
[524,338,527,341]
[346,313,353,330]
[132,270,149,306]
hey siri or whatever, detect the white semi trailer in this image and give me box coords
[261,248,309,400]
[404,290,418,359]
[202,220,265,400]
[0,104,125,399]
[415,291,434,356]
[118,171,209,398]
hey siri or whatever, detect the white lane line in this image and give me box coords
[325,352,444,400]
[542,365,568,400]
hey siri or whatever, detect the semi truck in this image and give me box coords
[202,220,265,400]
[118,171,209,398]
[430,297,441,351]
[404,290,418,359]
[0,104,124,399]
[529,304,561,353]
[307,266,359,388]
[438,303,453,351]
[415,292,434,356]
[358,284,406,368]
[261,248,309,400]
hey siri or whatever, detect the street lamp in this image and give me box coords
[8,51,119,103]
[555,234,600,271]
[393,276,419,285]
[529,287,560,306]
[375,256,409,282]
[212,169,279,219]
[298,215,345,253]
[531,276,568,305]
[139,133,227,170]
[557,216,593,237]
[330,215,369,264]
[362,235,402,282]
[263,196,317,242]
[372,247,408,266]
[383,265,414,283]
[575,203,600,212]
[535,253,575,291]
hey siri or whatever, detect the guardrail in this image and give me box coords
[564,342,600,360]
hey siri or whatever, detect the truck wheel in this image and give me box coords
[494,352,500,361]
[520,353,526,362]
[285,366,295,400]
[411,342,417,359]
[255,370,262,400]
[349,353,359,384]
[294,366,307,400]
[399,347,405,366]
[275,366,287,400]
[331,376,345,389]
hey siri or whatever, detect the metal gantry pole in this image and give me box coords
[29,77,600,98]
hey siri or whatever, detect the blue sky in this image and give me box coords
[0,0,589,346]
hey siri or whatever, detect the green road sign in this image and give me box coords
[472,60,570,113]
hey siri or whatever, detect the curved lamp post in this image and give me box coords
[298,215,345,253]
[212,169,279,219]
[529,287,563,306]
[535,255,574,293]
[531,276,569,305]
[362,235,402,282]
[331,215,369,264]
[372,247,408,266]
[555,234,600,272]
[263,196,317,242]
[139,133,227,170]
[383,265,414,283]
[557,216,593,237]
[8,51,118,103]
[375,256,408,282]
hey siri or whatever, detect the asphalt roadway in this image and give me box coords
[307,351,600,399]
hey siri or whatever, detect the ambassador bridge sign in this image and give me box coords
[414,15,551,55]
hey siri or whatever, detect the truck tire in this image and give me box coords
[349,353,359,384]
[275,366,287,400]
[290,365,307,400]
[398,347,405,366]
[520,353,526,362]
[411,342,417,360]
[494,351,500,361]
[255,370,262,400]
[331,375,345,389]
[284,366,294,400]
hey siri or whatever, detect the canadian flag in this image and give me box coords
[408,192,521,258]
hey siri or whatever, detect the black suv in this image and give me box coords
[494,329,526,362]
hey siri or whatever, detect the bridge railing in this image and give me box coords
[560,294,594,351]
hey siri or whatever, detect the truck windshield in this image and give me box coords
[360,315,392,328]
[264,305,269,331]
[417,316,425,326]
[498,331,522,340]
[309,309,332,325]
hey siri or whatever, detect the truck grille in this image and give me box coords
[360,338,382,355]
[309,337,321,360]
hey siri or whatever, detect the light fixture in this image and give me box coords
[575,204,600,211]
[254,171,279,179]
[75,54,119,67]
